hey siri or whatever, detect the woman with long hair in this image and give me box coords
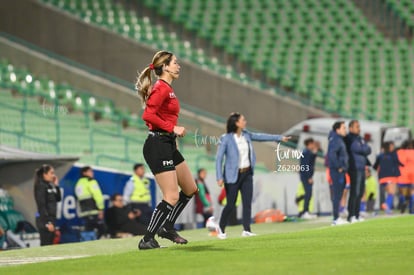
[34,164,61,246]
[373,141,403,213]
[216,112,289,238]
[136,51,198,249]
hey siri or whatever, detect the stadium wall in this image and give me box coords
[0,0,328,134]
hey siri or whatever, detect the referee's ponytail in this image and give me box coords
[136,50,174,106]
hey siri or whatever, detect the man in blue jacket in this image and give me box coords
[327,121,349,226]
[345,120,371,223]
[299,138,318,219]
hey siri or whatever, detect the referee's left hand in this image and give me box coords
[173,125,186,137]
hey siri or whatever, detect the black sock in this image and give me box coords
[143,200,173,241]
[164,191,192,230]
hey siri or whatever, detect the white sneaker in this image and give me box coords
[241,231,257,237]
[350,216,358,224]
[331,218,349,226]
[339,209,348,218]
[216,227,227,240]
[302,212,317,220]
[356,216,365,222]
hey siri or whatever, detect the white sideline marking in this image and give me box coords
[0,255,87,266]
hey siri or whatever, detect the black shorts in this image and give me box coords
[143,133,185,175]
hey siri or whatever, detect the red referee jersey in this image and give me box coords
[142,79,180,133]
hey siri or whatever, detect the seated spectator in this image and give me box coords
[105,194,146,238]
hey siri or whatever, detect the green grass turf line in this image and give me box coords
[1,216,414,274]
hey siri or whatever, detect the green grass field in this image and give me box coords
[1,216,413,274]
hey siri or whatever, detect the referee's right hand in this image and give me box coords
[217,179,224,187]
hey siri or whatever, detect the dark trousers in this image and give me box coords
[330,169,346,220]
[379,184,386,206]
[196,211,213,228]
[367,199,375,212]
[348,170,365,219]
[129,202,153,226]
[82,215,106,239]
[228,208,238,225]
[36,218,55,246]
[202,212,213,226]
[120,220,147,236]
[219,169,253,232]
[301,177,313,214]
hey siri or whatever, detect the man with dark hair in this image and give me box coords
[105,194,146,237]
[123,163,152,226]
[345,120,371,223]
[298,138,318,219]
[75,166,106,240]
[327,121,349,226]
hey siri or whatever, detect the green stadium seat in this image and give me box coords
[39,0,413,129]
[0,57,228,173]
[0,210,25,232]
[35,0,414,144]
[0,213,8,231]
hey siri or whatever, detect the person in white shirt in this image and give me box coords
[216,112,289,239]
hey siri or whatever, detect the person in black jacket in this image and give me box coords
[105,194,146,237]
[34,164,61,246]
[298,138,318,219]
[345,120,371,223]
[327,121,349,226]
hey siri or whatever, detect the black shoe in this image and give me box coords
[157,227,188,244]
[138,237,160,250]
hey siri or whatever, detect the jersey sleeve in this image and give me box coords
[196,182,211,207]
[142,86,175,132]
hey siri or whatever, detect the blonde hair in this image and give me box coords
[135,51,173,105]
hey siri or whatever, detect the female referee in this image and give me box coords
[216,112,289,239]
[136,51,198,250]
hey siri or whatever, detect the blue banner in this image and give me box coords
[56,165,155,243]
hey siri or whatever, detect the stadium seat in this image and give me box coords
[0,210,25,233]
[40,0,414,128]
[0,213,8,231]
[1,59,268,174]
[151,1,412,121]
